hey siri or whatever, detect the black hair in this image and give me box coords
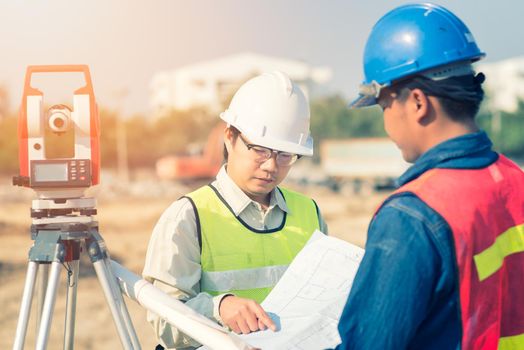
[222,125,240,161]
[391,73,485,122]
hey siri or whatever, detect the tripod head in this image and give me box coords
[30,197,97,228]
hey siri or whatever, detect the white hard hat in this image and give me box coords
[220,71,313,156]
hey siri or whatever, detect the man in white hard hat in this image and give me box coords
[143,71,328,349]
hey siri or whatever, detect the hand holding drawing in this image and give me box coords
[219,295,277,334]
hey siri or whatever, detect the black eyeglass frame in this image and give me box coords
[238,134,300,166]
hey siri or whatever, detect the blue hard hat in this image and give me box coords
[350,2,485,108]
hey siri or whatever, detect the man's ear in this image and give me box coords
[223,127,234,152]
[410,88,430,124]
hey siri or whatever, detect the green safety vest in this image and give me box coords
[184,184,320,303]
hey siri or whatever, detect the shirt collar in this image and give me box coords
[397,130,497,186]
[215,165,289,216]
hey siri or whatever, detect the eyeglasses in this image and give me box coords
[238,135,299,166]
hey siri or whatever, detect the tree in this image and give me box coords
[310,95,386,160]
[0,115,18,174]
[477,100,524,161]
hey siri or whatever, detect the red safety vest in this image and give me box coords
[383,155,524,350]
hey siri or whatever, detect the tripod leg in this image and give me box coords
[103,258,142,350]
[13,261,39,350]
[92,259,136,349]
[63,259,80,350]
[36,263,49,334]
[35,260,62,350]
[87,237,138,349]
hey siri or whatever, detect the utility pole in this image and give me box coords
[113,88,130,183]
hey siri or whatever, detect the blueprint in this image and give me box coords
[239,230,365,349]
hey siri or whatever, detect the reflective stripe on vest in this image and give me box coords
[201,264,289,291]
[474,223,524,281]
[186,185,320,303]
[382,155,524,350]
[499,333,524,350]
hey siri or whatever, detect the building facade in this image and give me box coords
[150,52,332,117]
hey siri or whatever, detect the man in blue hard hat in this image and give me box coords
[335,3,524,350]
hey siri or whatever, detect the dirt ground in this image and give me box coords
[0,180,390,349]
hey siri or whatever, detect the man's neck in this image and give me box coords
[420,119,479,155]
[247,192,271,211]
[224,165,272,209]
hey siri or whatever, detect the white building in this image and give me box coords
[478,56,524,113]
[150,52,332,116]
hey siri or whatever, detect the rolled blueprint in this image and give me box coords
[110,260,255,350]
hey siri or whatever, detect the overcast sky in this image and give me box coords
[1,0,523,116]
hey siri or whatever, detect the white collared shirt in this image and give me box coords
[142,165,327,349]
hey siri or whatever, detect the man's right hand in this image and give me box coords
[218,295,276,334]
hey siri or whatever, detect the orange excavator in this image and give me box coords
[156,122,225,181]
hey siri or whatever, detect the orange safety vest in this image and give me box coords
[383,155,524,350]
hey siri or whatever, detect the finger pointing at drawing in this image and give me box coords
[219,295,276,334]
[252,303,276,331]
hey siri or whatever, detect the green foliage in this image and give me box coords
[476,100,524,160]
[310,95,386,160]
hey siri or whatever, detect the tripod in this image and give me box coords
[12,198,141,350]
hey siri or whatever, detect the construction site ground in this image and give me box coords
[0,176,390,349]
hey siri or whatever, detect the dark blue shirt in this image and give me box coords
[335,131,498,350]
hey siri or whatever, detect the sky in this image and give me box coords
[1,0,523,116]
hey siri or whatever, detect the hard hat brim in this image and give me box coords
[348,94,377,109]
